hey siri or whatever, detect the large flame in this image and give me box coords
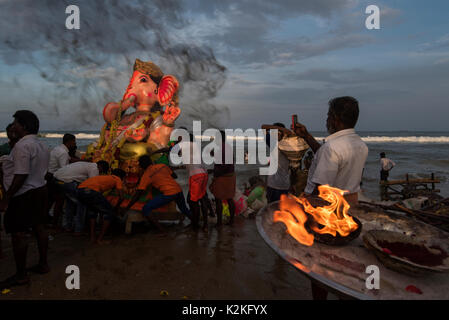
[273,185,359,246]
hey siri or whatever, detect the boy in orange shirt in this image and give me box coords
[77,169,126,244]
[122,155,191,232]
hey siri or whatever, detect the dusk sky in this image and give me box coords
[0,0,448,132]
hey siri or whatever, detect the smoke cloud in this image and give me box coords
[0,0,228,128]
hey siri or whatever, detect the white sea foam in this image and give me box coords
[1,132,449,143]
[47,133,100,139]
[0,132,100,139]
[314,136,449,143]
[362,136,449,143]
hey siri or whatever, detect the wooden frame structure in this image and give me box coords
[380,173,440,201]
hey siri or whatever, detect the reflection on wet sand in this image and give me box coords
[0,217,316,299]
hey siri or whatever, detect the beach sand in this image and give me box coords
[0,216,322,300]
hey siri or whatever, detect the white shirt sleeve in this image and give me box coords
[57,149,70,169]
[13,143,31,175]
[310,145,339,187]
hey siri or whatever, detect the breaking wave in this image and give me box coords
[0,132,100,139]
[315,136,449,143]
[1,132,449,143]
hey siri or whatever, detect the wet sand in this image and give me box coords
[0,216,321,300]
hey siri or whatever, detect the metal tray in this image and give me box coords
[256,201,449,299]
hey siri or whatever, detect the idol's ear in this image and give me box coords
[157,75,179,106]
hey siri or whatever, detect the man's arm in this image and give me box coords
[390,160,396,168]
[261,124,294,137]
[58,150,70,169]
[119,189,145,215]
[291,122,321,153]
[119,171,150,214]
[0,174,28,210]
[1,144,31,209]
[114,189,126,210]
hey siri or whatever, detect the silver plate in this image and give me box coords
[256,201,449,300]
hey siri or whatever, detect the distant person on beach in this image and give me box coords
[261,123,294,203]
[380,152,395,181]
[292,96,368,206]
[0,110,50,290]
[54,160,110,235]
[209,130,236,227]
[76,168,126,244]
[122,155,191,232]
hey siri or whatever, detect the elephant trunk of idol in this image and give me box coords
[102,96,136,123]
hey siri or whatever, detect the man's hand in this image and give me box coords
[291,122,322,153]
[291,122,309,139]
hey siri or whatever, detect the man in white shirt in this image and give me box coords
[54,160,110,234]
[380,152,395,181]
[54,161,104,184]
[293,96,368,205]
[48,133,77,174]
[0,110,50,290]
[292,96,368,301]
[47,133,78,228]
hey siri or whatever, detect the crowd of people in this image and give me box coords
[0,96,370,296]
[0,110,242,289]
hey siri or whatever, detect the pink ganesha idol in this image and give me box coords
[91,58,181,166]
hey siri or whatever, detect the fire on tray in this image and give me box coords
[273,185,362,246]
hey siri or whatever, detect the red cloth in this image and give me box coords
[189,173,208,202]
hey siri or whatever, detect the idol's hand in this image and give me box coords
[162,101,181,124]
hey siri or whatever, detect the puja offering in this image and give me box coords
[278,136,309,163]
[363,230,449,275]
[257,194,449,299]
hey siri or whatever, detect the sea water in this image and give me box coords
[1,131,448,200]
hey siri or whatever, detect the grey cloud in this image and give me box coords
[0,0,228,128]
[185,0,376,66]
[188,0,356,19]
